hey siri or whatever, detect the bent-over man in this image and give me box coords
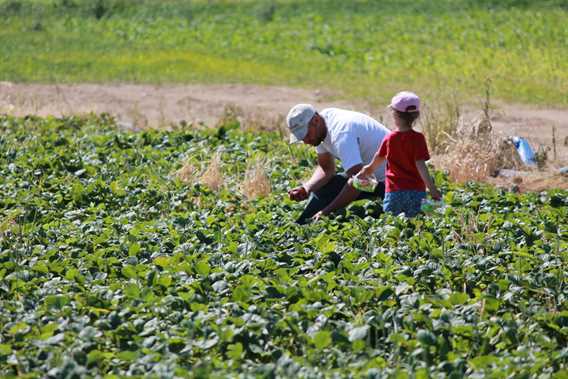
[286,104,389,224]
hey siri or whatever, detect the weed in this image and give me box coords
[419,95,461,155]
[241,157,272,200]
[535,145,550,169]
[126,102,148,130]
[174,160,197,184]
[216,104,242,130]
[200,151,224,191]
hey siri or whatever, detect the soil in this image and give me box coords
[1,81,567,191]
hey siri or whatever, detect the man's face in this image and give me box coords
[302,116,324,146]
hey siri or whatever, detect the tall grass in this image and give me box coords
[1,0,567,106]
[240,157,272,201]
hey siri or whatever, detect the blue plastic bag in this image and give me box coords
[512,136,536,166]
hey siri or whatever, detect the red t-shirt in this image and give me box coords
[378,130,430,192]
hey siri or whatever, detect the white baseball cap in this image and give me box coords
[286,104,315,143]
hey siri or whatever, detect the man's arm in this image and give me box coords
[304,152,336,193]
[317,163,363,216]
[288,152,336,201]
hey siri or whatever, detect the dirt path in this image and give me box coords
[0,82,369,130]
[1,81,567,190]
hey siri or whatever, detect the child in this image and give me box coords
[356,91,441,217]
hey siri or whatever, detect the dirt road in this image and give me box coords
[0,82,369,129]
[1,81,567,189]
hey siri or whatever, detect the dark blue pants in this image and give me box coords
[296,174,385,224]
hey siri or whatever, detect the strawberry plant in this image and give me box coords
[0,115,566,377]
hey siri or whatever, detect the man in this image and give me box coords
[286,103,390,224]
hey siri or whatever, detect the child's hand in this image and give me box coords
[356,166,372,180]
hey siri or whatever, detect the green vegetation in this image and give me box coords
[0,115,566,377]
[1,0,568,106]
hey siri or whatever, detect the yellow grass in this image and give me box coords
[240,157,272,201]
[174,160,197,184]
[432,126,523,184]
[200,152,224,191]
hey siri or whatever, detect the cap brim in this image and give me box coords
[289,134,301,144]
[288,125,308,144]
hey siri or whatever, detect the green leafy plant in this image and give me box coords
[0,114,566,377]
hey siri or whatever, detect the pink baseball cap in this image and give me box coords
[390,91,420,113]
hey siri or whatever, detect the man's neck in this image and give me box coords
[320,122,328,140]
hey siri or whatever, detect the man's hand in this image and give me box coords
[312,210,326,221]
[288,185,309,201]
[430,189,442,201]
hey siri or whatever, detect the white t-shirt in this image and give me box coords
[316,108,389,181]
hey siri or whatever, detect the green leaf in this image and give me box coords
[227,342,243,360]
[32,261,49,274]
[9,322,29,335]
[128,242,141,256]
[469,355,498,369]
[348,325,370,342]
[0,344,12,356]
[124,283,140,298]
[195,259,210,277]
[417,330,437,346]
[312,330,332,349]
[450,292,468,305]
[87,350,104,365]
[190,303,208,312]
[484,297,501,312]
[122,265,138,279]
[117,351,138,362]
[415,368,429,379]
[45,295,70,310]
[158,274,172,287]
[65,268,79,281]
[232,285,250,303]
[314,235,336,254]
[110,181,126,196]
[154,256,171,268]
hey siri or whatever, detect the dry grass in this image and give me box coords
[432,126,524,183]
[174,160,198,184]
[200,152,224,191]
[216,103,284,135]
[240,157,272,201]
[428,84,528,183]
[0,209,22,240]
[215,104,242,129]
[126,101,148,130]
[419,96,461,154]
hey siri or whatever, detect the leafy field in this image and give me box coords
[0,115,567,377]
[1,0,568,106]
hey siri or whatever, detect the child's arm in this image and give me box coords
[358,151,385,179]
[415,160,441,200]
